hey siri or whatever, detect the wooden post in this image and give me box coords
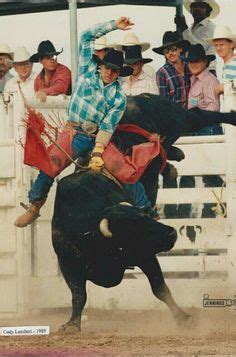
[223,82,236,287]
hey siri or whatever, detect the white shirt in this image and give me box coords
[4,72,37,98]
[182,18,216,71]
[0,72,13,93]
[122,70,159,96]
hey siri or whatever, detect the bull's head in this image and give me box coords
[99,202,177,255]
[100,202,133,238]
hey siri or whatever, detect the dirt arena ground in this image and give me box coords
[0,308,236,356]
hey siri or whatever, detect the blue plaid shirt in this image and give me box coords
[68,20,127,134]
[156,59,191,109]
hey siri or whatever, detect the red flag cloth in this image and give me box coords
[103,124,167,184]
[23,108,76,178]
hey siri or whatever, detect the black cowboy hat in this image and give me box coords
[152,31,190,55]
[186,44,215,64]
[94,49,133,77]
[124,45,153,65]
[30,40,63,63]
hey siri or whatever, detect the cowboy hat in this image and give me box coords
[207,25,236,45]
[0,43,13,59]
[184,0,220,19]
[185,44,215,64]
[13,46,31,63]
[30,40,63,63]
[94,49,133,77]
[124,45,153,65]
[152,31,190,55]
[94,36,114,50]
[115,33,150,52]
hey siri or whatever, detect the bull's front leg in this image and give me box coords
[139,256,190,325]
[58,257,87,332]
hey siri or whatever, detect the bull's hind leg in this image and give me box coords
[58,257,87,332]
[185,108,236,133]
[139,256,190,325]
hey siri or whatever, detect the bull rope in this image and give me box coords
[211,182,227,217]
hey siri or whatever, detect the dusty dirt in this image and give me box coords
[0,308,236,356]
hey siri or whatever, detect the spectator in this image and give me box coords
[0,43,13,92]
[154,31,191,109]
[175,0,219,74]
[122,45,158,95]
[115,32,155,79]
[4,46,36,98]
[186,44,223,217]
[153,31,191,218]
[30,40,71,102]
[208,25,236,96]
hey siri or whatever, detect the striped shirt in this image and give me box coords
[68,20,127,134]
[156,59,191,109]
[122,70,159,96]
[223,56,236,81]
[188,68,220,111]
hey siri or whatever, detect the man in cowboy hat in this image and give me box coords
[154,31,191,218]
[4,46,36,98]
[15,16,139,228]
[207,25,236,96]
[187,44,220,113]
[154,31,191,108]
[116,32,156,79]
[30,40,71,103]
[0,43,13,92]
[175,0,220,74]
[122,45,158,95]
[186,43,223,217]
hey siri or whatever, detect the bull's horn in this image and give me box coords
[119,202,133,206]
[100,218,112,238]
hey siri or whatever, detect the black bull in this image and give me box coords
[52,94,236,331]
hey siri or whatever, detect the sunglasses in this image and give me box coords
[163,46,178,55]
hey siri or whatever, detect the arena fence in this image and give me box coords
[0,88,236,317]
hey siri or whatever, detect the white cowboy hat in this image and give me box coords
[94,36,114,50]
[0,43,13,59]
[13,46,31,63]
[207,25,236,45]
[115,32,150,52]
[184,0,220,19]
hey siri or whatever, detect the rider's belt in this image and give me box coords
[66,121,98,136]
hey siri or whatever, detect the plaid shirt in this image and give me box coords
[156,59,191,109]
[68,20,127,134]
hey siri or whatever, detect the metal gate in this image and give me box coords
[0,92,236,316]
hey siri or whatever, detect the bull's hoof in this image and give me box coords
[175,310,192,326]
[58,320,81,334]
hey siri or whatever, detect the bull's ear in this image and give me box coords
[100,218,112,238]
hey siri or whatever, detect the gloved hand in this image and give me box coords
[89,143,105,172]
[89,156,104,171]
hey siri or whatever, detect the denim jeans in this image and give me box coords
[28,131,152,210]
